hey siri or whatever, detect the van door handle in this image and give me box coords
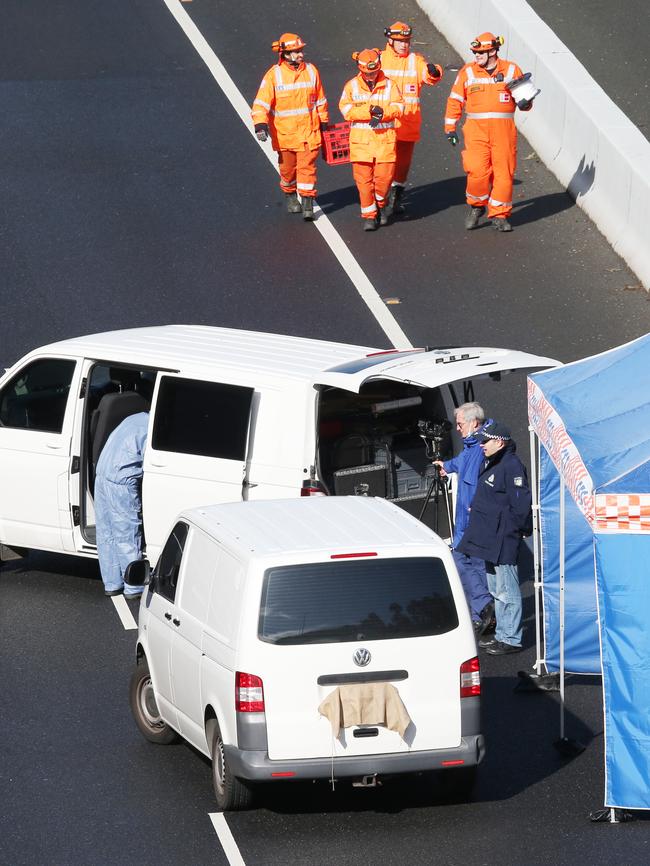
[164,612,172,620]
[172,618,180,627]
[149,461,167,468]
[46,443,63,450]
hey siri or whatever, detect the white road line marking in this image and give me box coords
[209,813,247,866]
[112,595,138,630]
[161,0,413,351]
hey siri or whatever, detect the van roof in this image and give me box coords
[31,325,376,384]
[28,326,558,390]
[183,497,449,560]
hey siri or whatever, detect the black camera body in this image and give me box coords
[417,418,452,462]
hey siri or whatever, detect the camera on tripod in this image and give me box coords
[417,418,451,461]
[415,418,454,533]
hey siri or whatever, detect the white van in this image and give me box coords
[127,496,483,810]
[0,325,556,565]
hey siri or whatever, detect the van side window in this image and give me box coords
[154,522,189,602]
[0,358,76,433]
[152,377,253,460]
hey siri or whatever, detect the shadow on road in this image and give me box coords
[513,190,576,227]
[316,179,576,231]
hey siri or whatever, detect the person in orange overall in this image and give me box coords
[339,49,405,232]
[444,33,532,232]
[252,33,329,221]
[380,21,443,217]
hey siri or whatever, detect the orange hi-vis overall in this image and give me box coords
[339,72,404,219]
[252,60,329,197]
[380,42,442,185]
[444,57,524,218]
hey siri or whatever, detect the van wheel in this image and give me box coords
[211,727,254,811]
[442,765,477,801]
[129,658,179,745]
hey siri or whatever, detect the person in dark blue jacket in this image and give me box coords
[434,403,494,633]
[458,421,532,654]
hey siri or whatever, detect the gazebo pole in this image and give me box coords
[560,473,565,740]
[553,478,585,757]
[529,426,543,675]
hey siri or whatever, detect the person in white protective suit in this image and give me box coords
[94,411,149,598]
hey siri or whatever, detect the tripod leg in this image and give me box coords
[442,483,454,540]
[418,476,436,522]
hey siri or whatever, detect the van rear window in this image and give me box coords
[258,557,458,645]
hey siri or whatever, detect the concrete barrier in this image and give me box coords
[418,0,650,289]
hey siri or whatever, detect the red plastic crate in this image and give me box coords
[322,122,350,165]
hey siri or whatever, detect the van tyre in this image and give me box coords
[211,727,254,811]
[129,657,179,745]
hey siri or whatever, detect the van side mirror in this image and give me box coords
[124,558,151,587]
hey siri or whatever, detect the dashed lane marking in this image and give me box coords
[160,0,413,351]
[112,595,138,630]
[209,813,247,866]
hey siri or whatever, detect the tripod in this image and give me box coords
[417,430,454,538]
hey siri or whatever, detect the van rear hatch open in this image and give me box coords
[314,346,559,392]
[253,555,469,761]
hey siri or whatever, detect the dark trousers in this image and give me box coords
[453,549,492,620]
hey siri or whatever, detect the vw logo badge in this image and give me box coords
[353,647,371,667]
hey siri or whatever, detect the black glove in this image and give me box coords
[427,62,441,79]
[446,131,458,147]
[320,122,329,132]
[517,98,532,111]
[254,123,269,142]
[369,105,384,128]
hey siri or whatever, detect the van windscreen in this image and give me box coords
[258,557,458,645]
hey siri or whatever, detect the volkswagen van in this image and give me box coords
[0,325,556,564]
[128,496,483,810]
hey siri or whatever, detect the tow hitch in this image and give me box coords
[352,774,381,788]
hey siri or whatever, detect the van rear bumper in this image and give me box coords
[224,734,485,781]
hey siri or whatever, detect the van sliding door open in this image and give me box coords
[142,375,253,564]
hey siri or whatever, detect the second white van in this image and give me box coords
[127,496,484,810]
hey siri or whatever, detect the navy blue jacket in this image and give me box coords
[457,441,532,565]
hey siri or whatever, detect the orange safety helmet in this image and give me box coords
[353,48,382,72]
[470,32,504,53]
[272,33,307,53]
[384,21,412,41]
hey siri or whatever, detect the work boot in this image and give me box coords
[492,216,513,232]
[379,207,390,227]
[390,185,406,215]
[476,601,495,636]
[301,196,314,221]
[363,216,378,231]
[464,205,485,230]
[285,191,302,214]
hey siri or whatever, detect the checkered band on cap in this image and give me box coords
[477,421,511,441]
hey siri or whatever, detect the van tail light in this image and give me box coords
[235,672,265,712]
[301,479,326,496]
[460,657,481,698]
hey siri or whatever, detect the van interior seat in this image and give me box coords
[89,369,152,491]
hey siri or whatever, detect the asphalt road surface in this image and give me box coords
[1,1,649,864]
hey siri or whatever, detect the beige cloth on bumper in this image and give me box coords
[318,682,411,739]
